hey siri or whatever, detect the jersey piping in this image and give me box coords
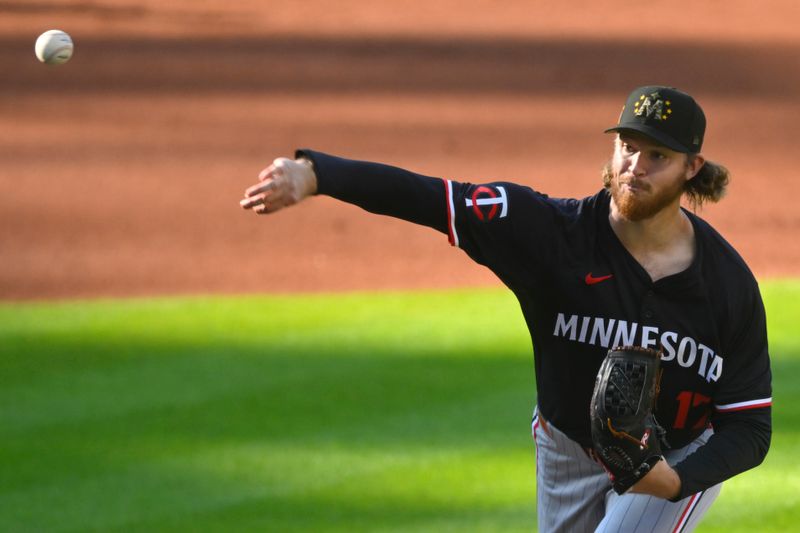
[715,398,773,412]
[444,179,459,247]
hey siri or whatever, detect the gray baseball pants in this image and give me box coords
[532,407,721,533]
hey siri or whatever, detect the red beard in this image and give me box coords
[610,174,685,221]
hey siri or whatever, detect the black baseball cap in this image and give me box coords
[605,86,706,153]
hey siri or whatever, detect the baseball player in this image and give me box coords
[240,86,771,532]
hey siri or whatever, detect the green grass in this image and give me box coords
[0,281,797,532]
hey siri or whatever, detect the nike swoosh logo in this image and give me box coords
[585,273,614,285]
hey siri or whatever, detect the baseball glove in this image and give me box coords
[589,346,667,494]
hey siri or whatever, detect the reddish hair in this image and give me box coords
[601,157,730,209]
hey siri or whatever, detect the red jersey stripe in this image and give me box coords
[715,398,772,412]
[444,179,458,247]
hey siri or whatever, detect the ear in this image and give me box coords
[685,154,706,181]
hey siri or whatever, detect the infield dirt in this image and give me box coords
[2,1,799,299]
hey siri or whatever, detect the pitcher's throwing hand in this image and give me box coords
[240,157,317,214]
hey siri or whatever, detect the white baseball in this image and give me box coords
[35,30,74,65]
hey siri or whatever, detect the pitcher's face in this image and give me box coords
[609,133,694,221]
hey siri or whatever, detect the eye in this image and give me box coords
[622,143,636,154]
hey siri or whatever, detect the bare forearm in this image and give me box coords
[629,459,681,499]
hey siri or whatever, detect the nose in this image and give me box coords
[628,151,647,176]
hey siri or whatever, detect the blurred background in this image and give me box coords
[1,0,799,300]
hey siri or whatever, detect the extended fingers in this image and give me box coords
[240,194,261,210]
[254,195,286,214]
[241,172,282,210]
[242,158,295,213]
[259,158,290,181]
[258,166,275,182]
[242,187,286,213]
[244,178,275,199]
[240,184,268,209]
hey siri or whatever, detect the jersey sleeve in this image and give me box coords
[444,179,577,285]
[713,284,772,412]
[297,149,449,233]
[671,281,772,500]
[298,149,570,287]
[671,408,770,500]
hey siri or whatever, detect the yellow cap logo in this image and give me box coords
[634,92,673,121]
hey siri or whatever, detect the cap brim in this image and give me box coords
[604,125,691,153]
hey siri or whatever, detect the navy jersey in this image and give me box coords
[298,149,772,500]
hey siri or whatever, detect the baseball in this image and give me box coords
[35,30,73,65]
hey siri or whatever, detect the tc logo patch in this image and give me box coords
[465,186,508,221]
